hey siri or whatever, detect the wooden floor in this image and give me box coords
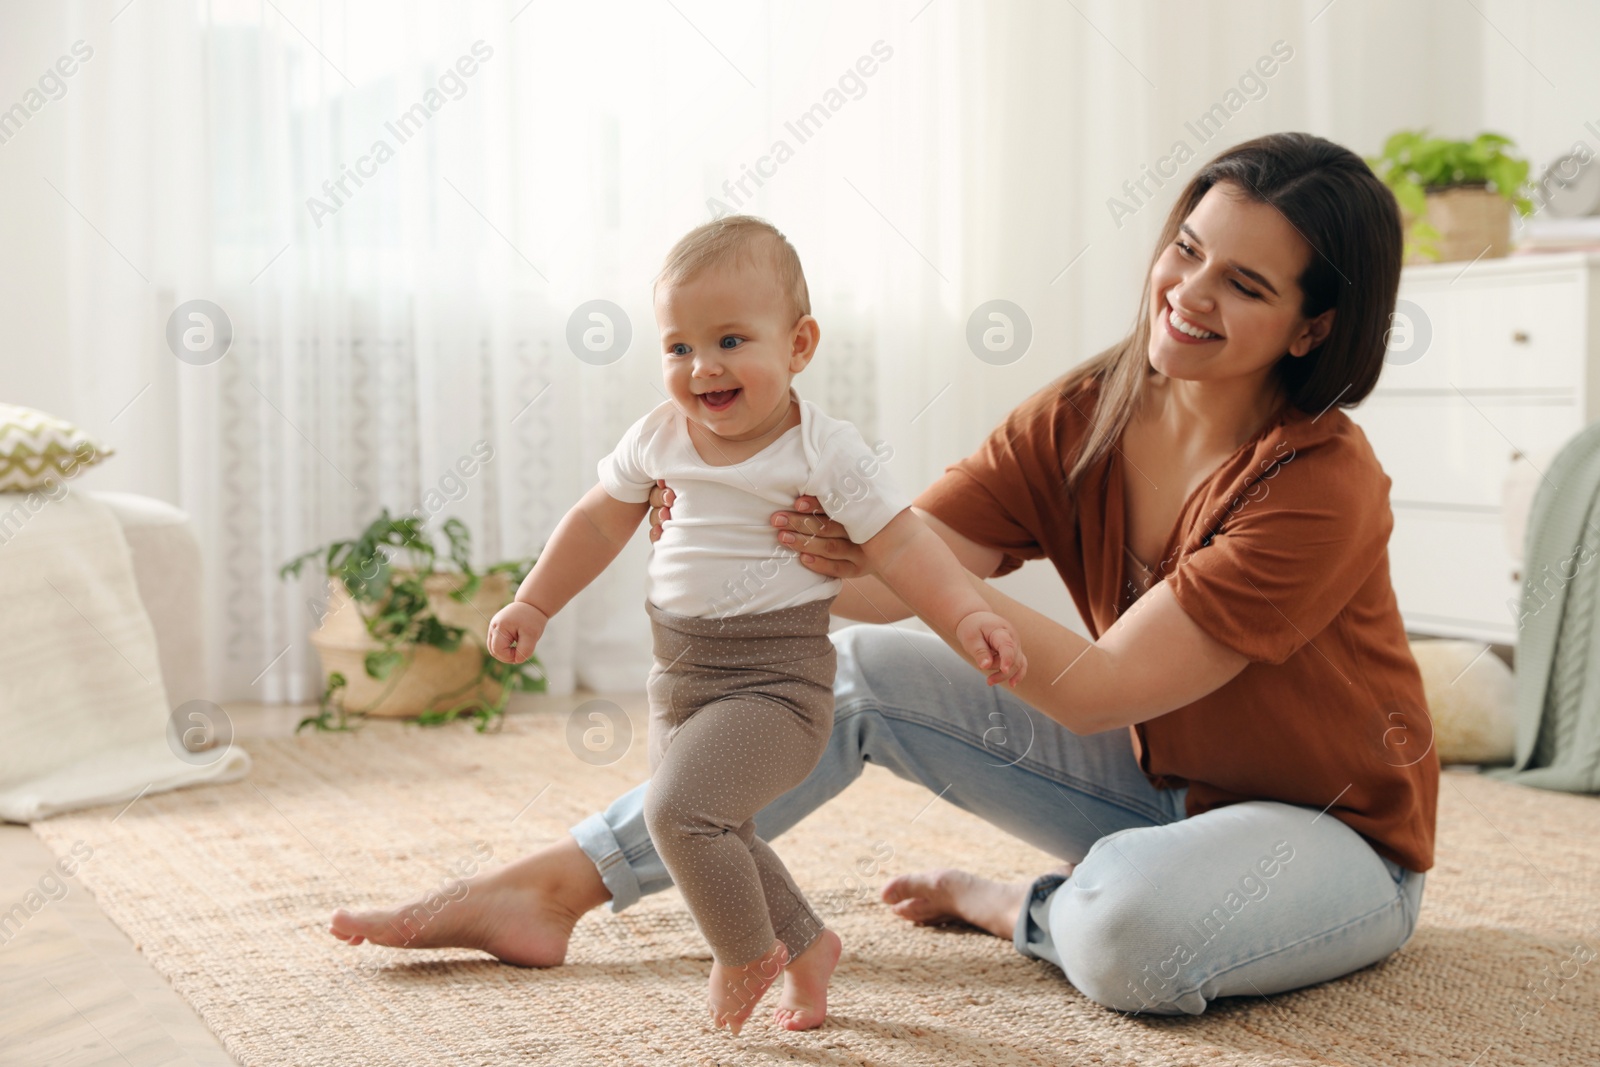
[0,823,237,1066]
[0,707,302,1067]
[0,692,617,1067]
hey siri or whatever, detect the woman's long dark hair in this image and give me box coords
[1061,132,1402,493]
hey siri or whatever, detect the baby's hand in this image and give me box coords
[955,611,1027,688]
[487,601,548,664]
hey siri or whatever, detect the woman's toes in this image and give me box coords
[329,908,379,944]
[882,870,963,923]
[887,896,944,924]
[880,871,937,905]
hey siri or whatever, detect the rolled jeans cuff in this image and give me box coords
[1014,871,1071,962]
[569,812,642,913]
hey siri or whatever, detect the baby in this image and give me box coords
[487,216,1027,1035]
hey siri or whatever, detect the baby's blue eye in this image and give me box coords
[720,336,743,349]
[670,343,690,356]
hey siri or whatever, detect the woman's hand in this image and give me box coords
[646,480,675,543]
[771,496,872,579]
[955,610,1027,688]
[487,601,548,664]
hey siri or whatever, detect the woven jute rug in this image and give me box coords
[29,713,1600,1067]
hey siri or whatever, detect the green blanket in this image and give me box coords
[1484,417,1600,792]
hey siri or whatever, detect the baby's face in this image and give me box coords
[655,262,806,441]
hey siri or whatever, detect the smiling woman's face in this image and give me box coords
[1146,182,1333,387]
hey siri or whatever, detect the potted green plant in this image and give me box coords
[279,510,545,732]
[1367,130,1535,264]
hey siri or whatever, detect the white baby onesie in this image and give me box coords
[597,388,913,618]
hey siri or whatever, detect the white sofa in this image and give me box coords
[85,491,208,706]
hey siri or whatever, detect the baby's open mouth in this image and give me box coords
[699,388,741,411]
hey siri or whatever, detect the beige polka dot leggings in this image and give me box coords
[641,595,838,968]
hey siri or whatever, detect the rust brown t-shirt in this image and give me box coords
[914,372,1439,872]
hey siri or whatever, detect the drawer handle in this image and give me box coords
[1512,569,1522,583]
[1510,449,1524,462]
[1512,330,1531,344]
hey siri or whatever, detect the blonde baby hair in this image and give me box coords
[656,215,811,322]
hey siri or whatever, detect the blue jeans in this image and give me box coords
[570,623,1426,1015]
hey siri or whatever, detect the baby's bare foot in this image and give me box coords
[774,929,841,1031]
[881,867,1042,940]
[328,839,605,968]
[709,940,788,1036]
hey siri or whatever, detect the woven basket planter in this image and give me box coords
[310,571,511,719]
[1404,185,1512,265]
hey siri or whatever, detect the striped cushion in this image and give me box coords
[0,403,114,492]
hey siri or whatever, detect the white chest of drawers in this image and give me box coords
[1348,251,1600,644]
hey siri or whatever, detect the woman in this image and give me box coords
[332,131,1437,1018]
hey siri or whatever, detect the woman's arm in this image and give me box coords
[754,491,1248,735]
[929,572,1247,735]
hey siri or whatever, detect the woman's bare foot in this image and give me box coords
[774,929,841,1032]
[880,865,1069,940]
[328,836,610,968]
[709,940,789,1036]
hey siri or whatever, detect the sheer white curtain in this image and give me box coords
[58,0,988,704]
[42,0,1483,705]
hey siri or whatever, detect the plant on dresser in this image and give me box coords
[1366,130,1535,264]
[1349,252,1600,644]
